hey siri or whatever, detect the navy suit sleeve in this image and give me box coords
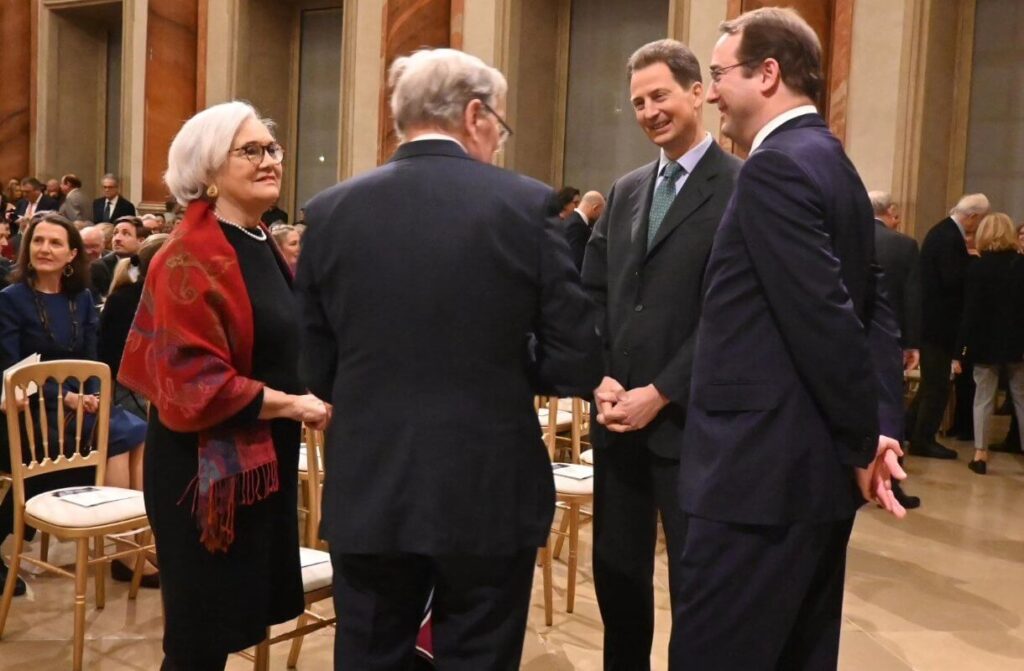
[295,209,338,402]
[955,264,983,360]
[867,264,906,440]
[735,150,878,463]
[581,188,613,372]
[563,217,589,273]
[532,202,603,398]
[902,238,922,348]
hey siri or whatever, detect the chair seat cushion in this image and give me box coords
[299,547,333,592]
[26,486,146,528]
[553,467,594,496]
[537,408,574,428]
[298,444,322,474]
[580,449,595,465]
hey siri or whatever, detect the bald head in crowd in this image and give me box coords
[79,225,106,262]
[949,193,990,235]
[579,191,606,224]
[868,191,901,230]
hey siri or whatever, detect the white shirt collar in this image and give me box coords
[573,207,589,226]
[750,105,818,153]
[658,132,714,177]
[407,133,467,152]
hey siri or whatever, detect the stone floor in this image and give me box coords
[1,433,1022,670]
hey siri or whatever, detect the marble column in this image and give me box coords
[378,0,452,163]
[143,0,199,205]
[0,0,32,181]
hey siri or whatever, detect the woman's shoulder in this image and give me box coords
[0,281,31,302]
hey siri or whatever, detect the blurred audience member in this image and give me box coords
[555,186,581,219]
[13,177,59,225]
[90,215,150,299]
[562,190,604,272]
[270,223,300,273]
[262,200,288,226]
[954,212,1024,475]
[59,173,90,221]
[79,225,106,263]
[93,174,137,223]
[45,178,64,205]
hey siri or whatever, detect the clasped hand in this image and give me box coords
[64,392,99,414]
[593,376,668,433]
[854,436,908,519]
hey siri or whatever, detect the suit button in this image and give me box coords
[634,304,644,312]
[622,349,630,357]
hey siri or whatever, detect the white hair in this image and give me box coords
[867,190,894,216]
[164,101,274,206]
[388,48,507,140]
[949,193,990,218]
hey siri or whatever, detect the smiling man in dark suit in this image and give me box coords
[581,39,740,670]
[296,48,601,670]
[676,8,908,669]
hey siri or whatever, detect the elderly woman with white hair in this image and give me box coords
[118,101,329,671]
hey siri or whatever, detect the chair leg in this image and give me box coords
[286,612,310,668]
[0,525,26,638]
[539,542,553,627]
[254,627,271,671]
[129,530,150,600]
[566,504,580,614]
[73,539,89,671]
[552,506,570,560]
[39,532,50,563]
[93,536,106,610]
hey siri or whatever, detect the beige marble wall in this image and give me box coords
[846,0,907,201]
[683,0,729,142]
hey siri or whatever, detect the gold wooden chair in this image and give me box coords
[243,425,335,670]
[0,360,153,671]
[537,396,594,625]
[297,425,327,549]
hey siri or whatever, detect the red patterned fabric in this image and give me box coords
[119,200,277,552]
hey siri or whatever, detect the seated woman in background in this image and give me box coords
[954,212,1024,474]
[0,213,155,596]
[98,233,169,419]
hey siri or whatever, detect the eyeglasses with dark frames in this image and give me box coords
[478,100,513,142]
[708,59,760,83]
[230,141,285,166]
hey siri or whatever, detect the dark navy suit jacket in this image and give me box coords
[681,114,902,525]
[296,139,603,554]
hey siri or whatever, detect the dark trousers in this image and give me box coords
[592,431,689,671]
[910,341,954,446]
[330,548,536,671]
[673,516,855,671]
[159,652,227,670]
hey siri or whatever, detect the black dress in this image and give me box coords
[144,224,304,662]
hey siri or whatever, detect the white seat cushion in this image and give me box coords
[580,449,595,465]
[298,443,323,474]
[26,486,146,528]
[553,466,594,496]
[299,547,333,592]
[537,408,574,428]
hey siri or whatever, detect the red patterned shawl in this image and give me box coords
[118,200,277,552]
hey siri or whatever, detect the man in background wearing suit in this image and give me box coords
[581,39,740,670]
[869,191,922,509]
[58,174,90,222]
[92,173,137,223]
[296,48,602,670]
[13,177,59,225]
[677,9,907,669]
[909,192,989,459]
[562,190,604,272]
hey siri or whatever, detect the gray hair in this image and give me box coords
[100,173,120,185]
[164,101,275,206]
[389,48,507,140]
[867,190,894,217]
[949,193,990,218]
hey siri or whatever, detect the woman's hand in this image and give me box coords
[291,394,329,429]
[64,392,99,413]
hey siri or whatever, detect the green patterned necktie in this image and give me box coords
[647,161,685,248]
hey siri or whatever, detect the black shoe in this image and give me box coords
[0,561,27,597]
[989,441,1023,454]
[111,559,160,589]
[892,482,921,509]
[968,459,987,475]
[908,441,958,460]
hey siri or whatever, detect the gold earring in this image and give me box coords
[206,184,219,198]
[63,264,74,277]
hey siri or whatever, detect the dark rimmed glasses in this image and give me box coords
[230,141,285,166]
[478,100,513,142]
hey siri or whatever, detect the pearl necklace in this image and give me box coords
[215,213,267,241]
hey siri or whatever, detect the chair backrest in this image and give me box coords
[302,424,326,547]
[3,359,111,508]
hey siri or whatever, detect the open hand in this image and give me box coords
[854,435,908,518]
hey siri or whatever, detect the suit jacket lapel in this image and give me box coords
[629,162,658,266]
[646,143,723,258]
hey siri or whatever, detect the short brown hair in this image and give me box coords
[12,213,91,295]
[627,39,702,88]
[61,173,82,189]
[720,7,823,104]
[975,212,1017,253]
[113,215,152,241]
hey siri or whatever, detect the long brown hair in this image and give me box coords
[11,212,91,296]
